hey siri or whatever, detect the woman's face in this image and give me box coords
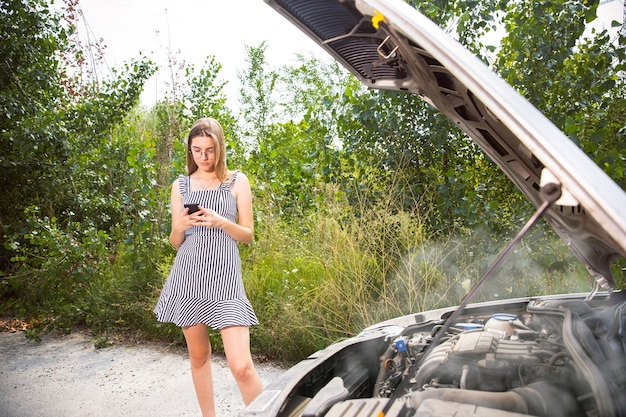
[189,135,216,172]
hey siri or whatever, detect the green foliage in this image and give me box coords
[334,83,527,236]
[237,48,345,216]
[182,56,233,126]
[2,205,178,341]
[0,0,163,337]
[1,101,181,339]
[238,42,279,143]
[3,208,111,334]
[495,0,626,187]
[0,0,156,266]
[0,0,72,267]
[409,0,501,59]
[67,59,155,134]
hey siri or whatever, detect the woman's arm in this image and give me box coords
[228,172,254,243]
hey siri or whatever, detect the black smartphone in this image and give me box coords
[184,203,201,214]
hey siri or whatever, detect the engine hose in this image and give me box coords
[373,344,399,397]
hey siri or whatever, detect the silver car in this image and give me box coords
[243,0,626,416]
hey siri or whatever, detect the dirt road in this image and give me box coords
[0,330,285,417]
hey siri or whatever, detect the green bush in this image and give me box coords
[2,207,111,338]
[1,205,181,344]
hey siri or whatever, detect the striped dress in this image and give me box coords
[154,172,259,329]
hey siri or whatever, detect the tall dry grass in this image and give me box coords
[244,177,469,361]
[243,175,593,362]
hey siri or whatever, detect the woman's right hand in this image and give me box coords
[173,207,204,234]
[169,178,206,249]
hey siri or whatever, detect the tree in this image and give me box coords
[0,0,72,254]
[238,42,279,148]
[239,50,349,216]
[1,0,155,269]
[182,56,243,166]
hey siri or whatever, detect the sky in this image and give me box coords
[74,0,331,107]
[74,0,623,108]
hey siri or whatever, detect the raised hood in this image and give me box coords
[264,0,626,290]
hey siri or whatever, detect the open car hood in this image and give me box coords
[264,0,626,289]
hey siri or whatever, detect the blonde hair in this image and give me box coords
[186,117,229,181]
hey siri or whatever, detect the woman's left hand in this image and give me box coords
[197,208,224,228]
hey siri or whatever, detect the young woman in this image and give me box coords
[154,118,262,416]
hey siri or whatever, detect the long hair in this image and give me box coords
[186,117,229,181]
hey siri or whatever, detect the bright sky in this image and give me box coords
[75,0,330,107]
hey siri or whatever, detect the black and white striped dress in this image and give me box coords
[154,172,259,329]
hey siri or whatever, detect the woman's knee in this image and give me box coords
[188,344,211,368]
[183,325,212,368]
[229,359,255,381]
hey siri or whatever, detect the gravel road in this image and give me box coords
[0,330,285,417]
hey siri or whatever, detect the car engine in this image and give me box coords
[355,297,626,417]
[243,295,626,417]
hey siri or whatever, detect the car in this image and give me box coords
[242,0,626,416]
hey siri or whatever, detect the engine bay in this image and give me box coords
[289,293,626,417]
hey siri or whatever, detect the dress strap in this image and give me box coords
[178,174,189,196]
[221,171,240,191]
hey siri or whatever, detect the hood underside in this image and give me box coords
[264,0,626,289]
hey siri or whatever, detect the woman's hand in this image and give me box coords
[170,206,207,249]
[172,206,224,237]
[172,207,203,233]
[197,208,225,229]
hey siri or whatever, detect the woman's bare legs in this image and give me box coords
[221,326,263,404]
[182,324,215,417]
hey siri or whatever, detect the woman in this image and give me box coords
[154,117,262,417]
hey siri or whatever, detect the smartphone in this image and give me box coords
[184,203,201,214]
